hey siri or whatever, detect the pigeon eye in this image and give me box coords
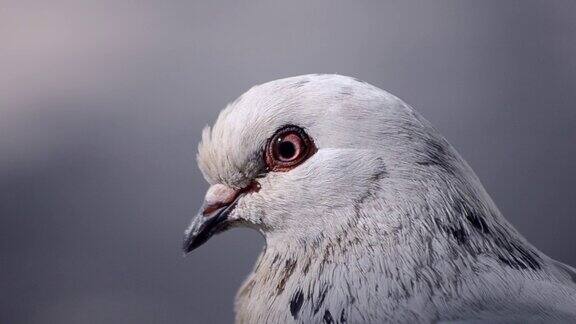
[265,126,316,172]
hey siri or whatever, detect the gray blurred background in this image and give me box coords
[1,1,575,323]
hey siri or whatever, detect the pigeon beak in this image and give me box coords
[183,184,242,254]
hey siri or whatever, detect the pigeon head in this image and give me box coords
[180,74,571,324]
[183,74,493,253]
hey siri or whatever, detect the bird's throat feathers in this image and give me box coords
[235,170,545,322]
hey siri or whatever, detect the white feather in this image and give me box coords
[195,74,576,323]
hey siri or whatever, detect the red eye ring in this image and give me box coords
[265,126,316,172]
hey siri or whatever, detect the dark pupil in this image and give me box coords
[277,140,297,160]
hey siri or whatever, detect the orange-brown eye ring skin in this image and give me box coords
[265,125,317,172]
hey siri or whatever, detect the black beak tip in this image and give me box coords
[182,200,238,256]
[182,239,193,255]
[182,233,202,255]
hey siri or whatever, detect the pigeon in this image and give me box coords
[183,74,576,323]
